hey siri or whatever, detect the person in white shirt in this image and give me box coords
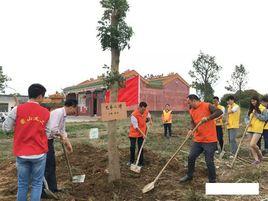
[42,99,77,197]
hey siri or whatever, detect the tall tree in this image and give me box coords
[0,66,11,93]
[97,0,133,182]
[225,64,248,94]
[189,52,222,101]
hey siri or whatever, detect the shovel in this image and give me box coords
[219,125,227,160]
[142,121,202,194]
[227,115,253,168]
[130,126,149,173]
[61,142,85,183]
[43,177,59,200]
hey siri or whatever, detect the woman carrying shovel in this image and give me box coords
[127,102,152,167]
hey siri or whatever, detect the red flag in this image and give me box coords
[105,75,139,106]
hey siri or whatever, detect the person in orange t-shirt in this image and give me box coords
[180,94,223,183]
[128,102,152,166]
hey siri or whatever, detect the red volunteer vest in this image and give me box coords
[189,102,217,143]
[13,102,50,156]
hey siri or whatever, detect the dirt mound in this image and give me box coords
[0,144,210,201]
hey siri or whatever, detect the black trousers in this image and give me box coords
[216,126,224,151]
[187,142,217,182]
[164,123,172,137]
[129,137,144,165]
[44,139,58,192]
[264,129,268,149]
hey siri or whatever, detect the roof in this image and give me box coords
[49,92,64,99]
[147,73,190,88]
[63,69,189,93]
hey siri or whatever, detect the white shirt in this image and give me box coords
[131,112,151,129]
[231,105,239,113]
[46,107,68,140]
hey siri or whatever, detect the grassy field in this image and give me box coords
[0,110,268,200]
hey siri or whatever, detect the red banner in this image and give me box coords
[105,75,139,106]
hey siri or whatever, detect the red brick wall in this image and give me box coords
[140,79,189,112]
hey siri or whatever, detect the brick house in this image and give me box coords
[63,70,190,116]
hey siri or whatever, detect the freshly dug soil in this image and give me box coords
[1,144,267,201]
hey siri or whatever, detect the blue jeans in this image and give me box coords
[228,128,238,154]
[16,154,46,201]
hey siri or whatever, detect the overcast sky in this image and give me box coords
[0,0,267,97]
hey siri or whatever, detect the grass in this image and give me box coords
[1,109,268,200]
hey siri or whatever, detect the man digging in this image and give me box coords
[180,94,223,183]
[127,102,152,167]
[42,99,78,198]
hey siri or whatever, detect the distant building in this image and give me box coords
[0,92,65,113]
[0,95,28,112]
[63,70,190,116]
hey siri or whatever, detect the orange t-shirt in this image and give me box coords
[189,102,217,143]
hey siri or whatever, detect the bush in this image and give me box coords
[220,89,263,108]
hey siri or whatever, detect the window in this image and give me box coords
[0,103,8,112]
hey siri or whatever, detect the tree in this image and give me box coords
[220,89,261,108]
[225,64,248,98]
[97,0,133,182]
[189,51,222,102]
[0,66,11,93]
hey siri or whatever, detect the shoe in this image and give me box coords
[126,161,133,166]
[179,175,193,183]
[215,150,219,154]
[229,155,234,159]
[252,160,260,165]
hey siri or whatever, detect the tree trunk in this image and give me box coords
[107,13,121,182]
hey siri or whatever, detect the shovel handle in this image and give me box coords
[153,121,202,183]
[230,115,253,168]
[62,142,73,181]
[134,125,150,166]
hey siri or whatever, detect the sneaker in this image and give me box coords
[179,175,193,183]
[215,150,220,154]
[126,161,132,166]
[229,155,234,159]
[252,160,260,165]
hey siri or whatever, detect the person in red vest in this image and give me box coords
[128,102,152,166]
[2,84,50,201]
[180,94,223,183]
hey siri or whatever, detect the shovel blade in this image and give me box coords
[44,189,59,200]
[219,150,225,160]
[142,182,155,194]
[130,164,141,173]
[72,175,85,183]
